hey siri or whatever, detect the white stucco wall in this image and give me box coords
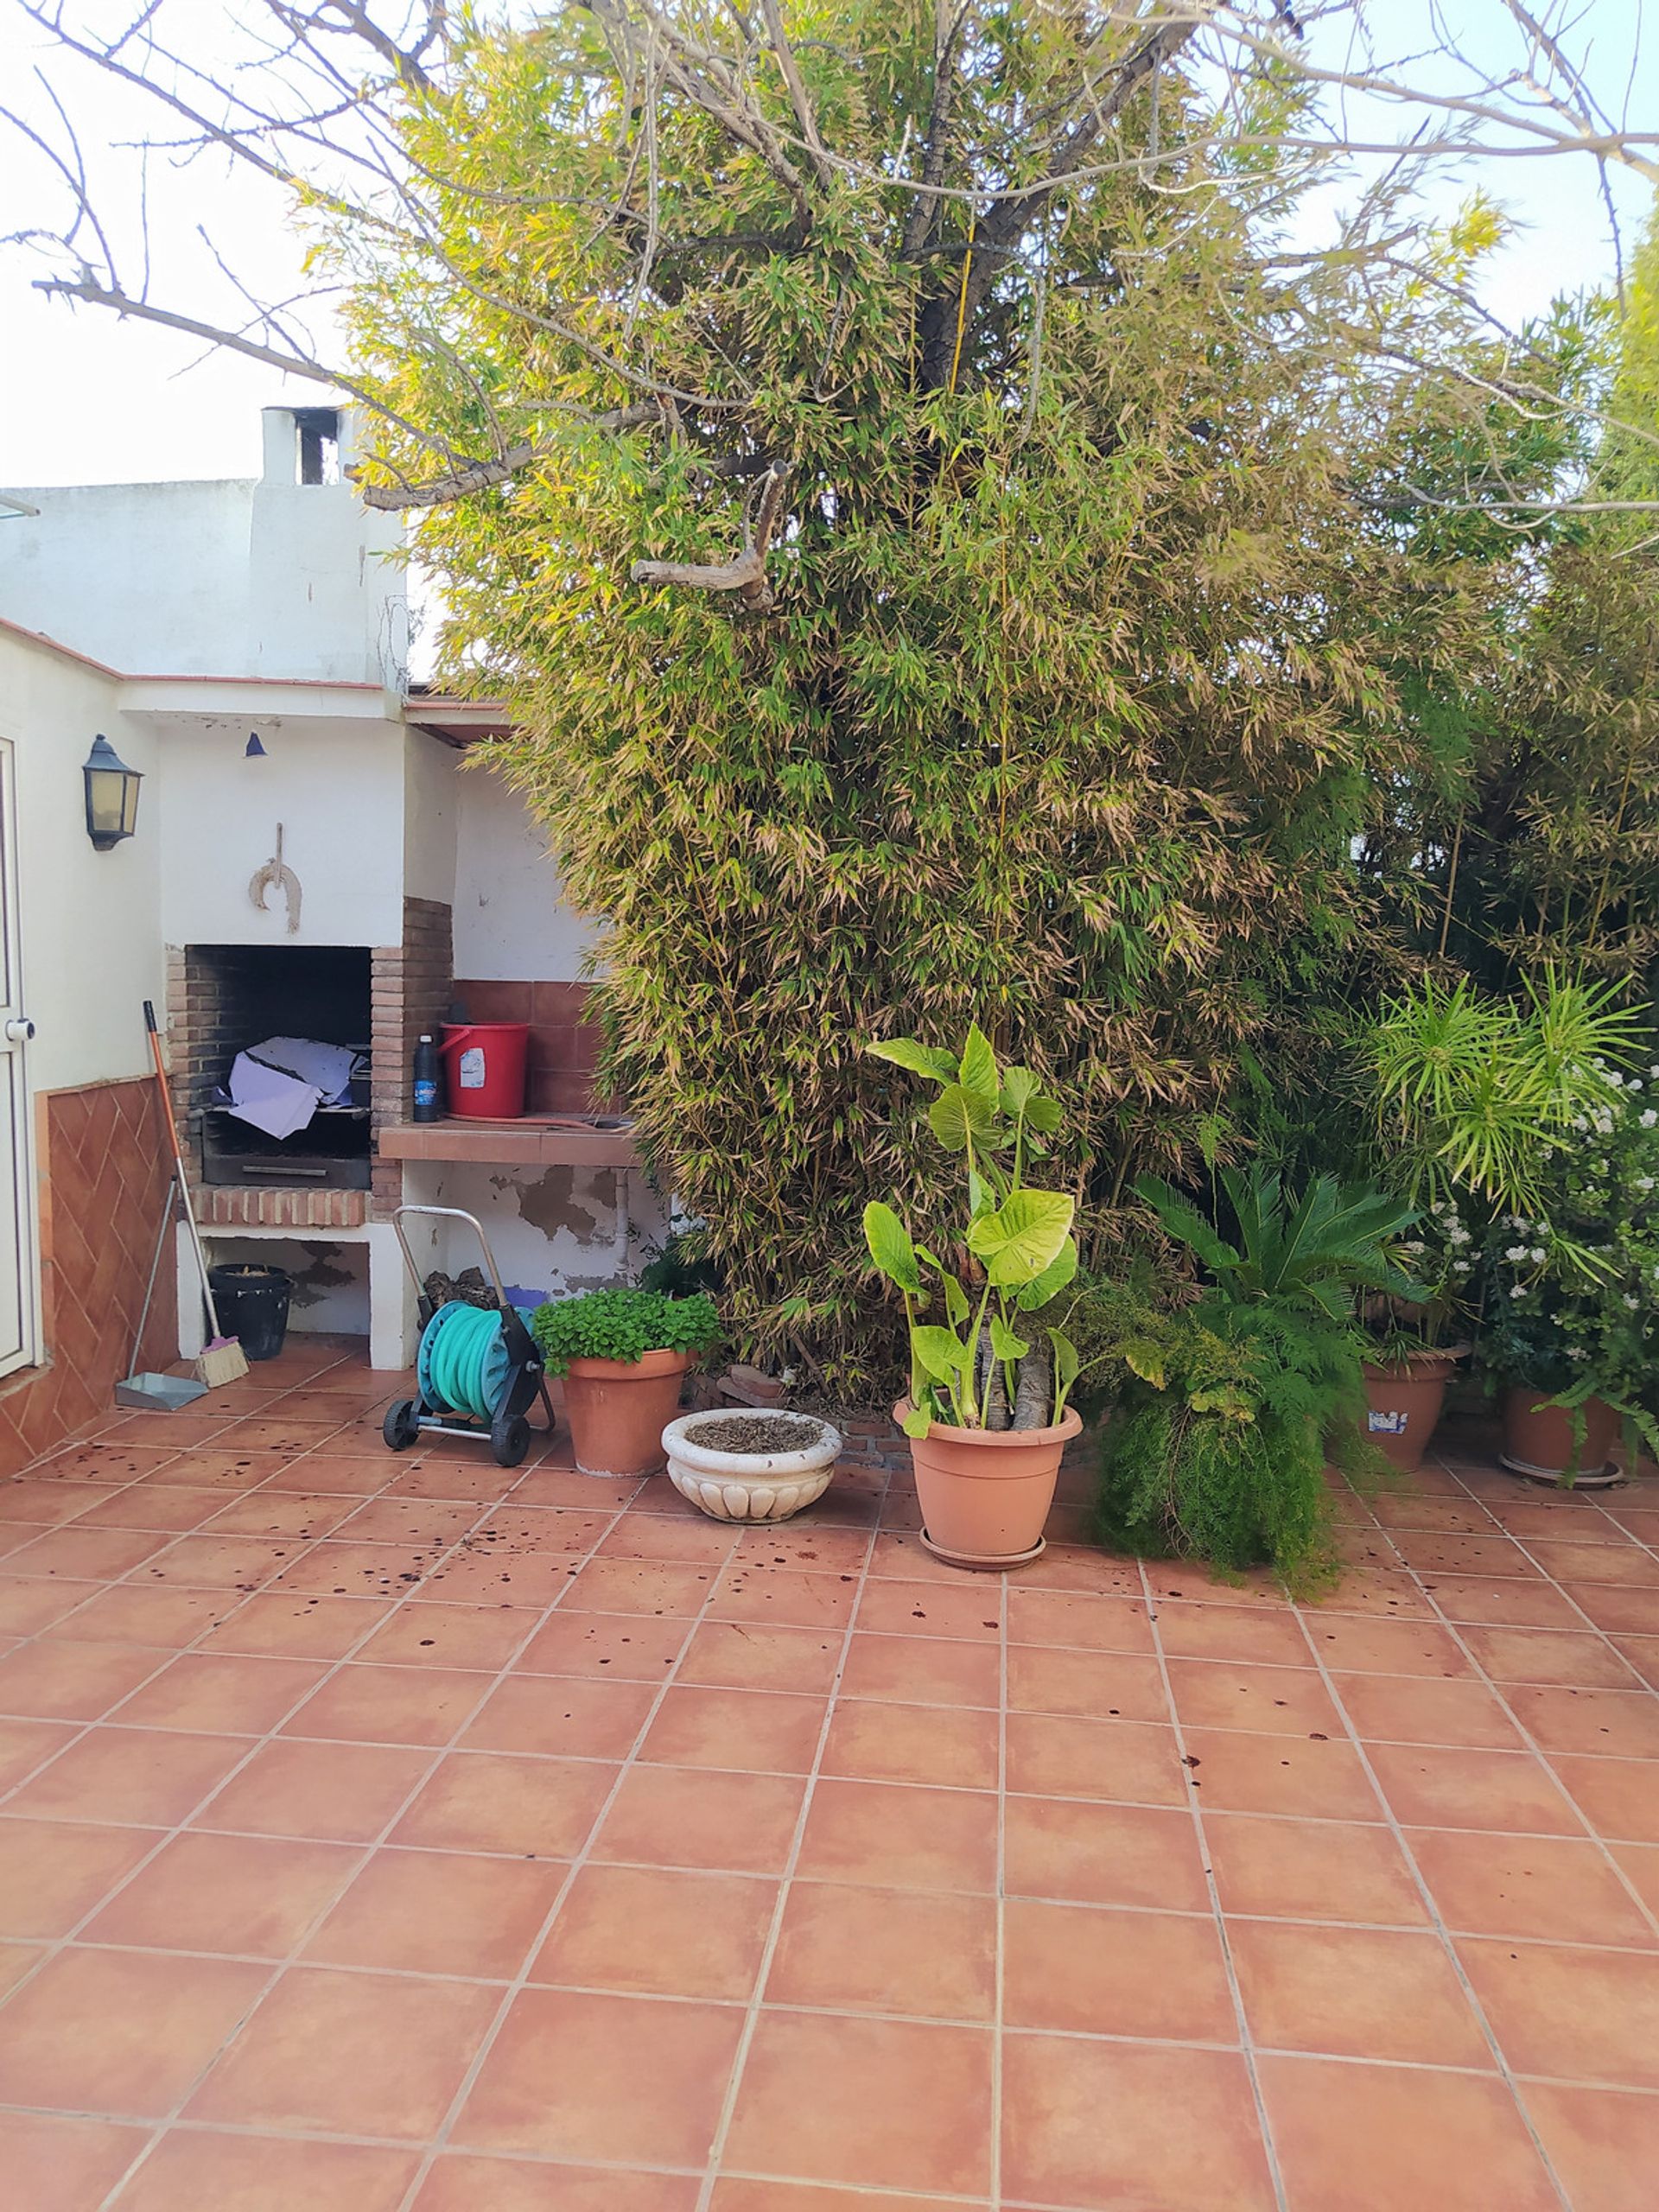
[156,716,409,948]
[0,409,407,688]
[0,629,163,1094]
[403,730,459,910]
[402,1159,664,1308]
[451,769,603,982]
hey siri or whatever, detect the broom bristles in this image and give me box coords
[195,1336,250,1388]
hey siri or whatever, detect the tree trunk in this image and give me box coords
[1011,1346,1050,1430]
[976,1327,1010,1429]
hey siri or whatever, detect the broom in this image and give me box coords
[143,1001,250,1388]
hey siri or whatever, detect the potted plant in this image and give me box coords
[531,1288,721,1477]
[1367,969,1651,1482]
[1360,1195,1476,1473]
[662,1408,843,1521]
[1092,1167,1415,1592]
[862,1025,1084,1568]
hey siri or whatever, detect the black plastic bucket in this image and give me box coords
[207,1263,293,1362]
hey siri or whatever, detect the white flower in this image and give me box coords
[1504,1245,1529,1262]
[1625,1294,1641,1310]
[1649,1064,1659,1080]
[1643,1110,1658,1128]
[1529,1248,1547,1264]
[1639,1178,1656,1193]
[1609,1071,1626,1088]
[1510,1284,1527,1300]
[1452,1258,1472,1275]
[1567,1346,1589,1361]
[1631,1080,1645,1094]
[1451,1226,1471,1245]
[1572,1115,1589,1132]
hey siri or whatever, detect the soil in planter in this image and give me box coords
[682,1414,827,1454]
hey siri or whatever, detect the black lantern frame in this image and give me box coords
[83,734,143,851]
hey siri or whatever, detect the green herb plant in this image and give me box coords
[862,1026,1081,1439]
[530,1289,721,1377]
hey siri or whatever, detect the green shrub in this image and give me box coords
[530,1290,721,1377]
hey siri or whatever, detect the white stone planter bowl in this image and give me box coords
[663,1410,842,1522]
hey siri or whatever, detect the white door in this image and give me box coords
[0,741,37,1378]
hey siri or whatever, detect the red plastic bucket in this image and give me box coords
[438,1022,529,1119]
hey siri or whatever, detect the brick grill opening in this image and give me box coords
[166,899,452,1228]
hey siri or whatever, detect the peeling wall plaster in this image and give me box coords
[404,1161,666,1309]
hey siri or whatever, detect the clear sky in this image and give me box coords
[0,0,1652,492]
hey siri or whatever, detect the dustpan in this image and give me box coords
[116,1370,209,1412]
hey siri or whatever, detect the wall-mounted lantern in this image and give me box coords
[82,734,143,851]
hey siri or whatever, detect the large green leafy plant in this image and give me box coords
[530,1289,721,1376]
[1095,1168,1413,1593]
[862,1027,1080,1438]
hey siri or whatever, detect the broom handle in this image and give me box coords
[127,1167,178,1376]
[144,1001,226,1341]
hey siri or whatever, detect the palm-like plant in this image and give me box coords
[1136,1166,1419,1321]
[1369,969,1642,1214]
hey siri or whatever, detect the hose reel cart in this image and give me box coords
[382,1204,556,1467]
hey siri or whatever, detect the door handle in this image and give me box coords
[2,1018,33,1046]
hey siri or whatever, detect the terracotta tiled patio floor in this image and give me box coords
[2,1340,1658,2209]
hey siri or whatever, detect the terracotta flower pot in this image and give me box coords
[1500,1387,1622,1488]
[1360,1348,1462,1474]
[896,1399,1082,1568]
[562,1348,690,1477]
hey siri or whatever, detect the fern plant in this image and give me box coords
[1096,1167,1408,1593]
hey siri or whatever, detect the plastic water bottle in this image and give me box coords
[412,1034,441,1122]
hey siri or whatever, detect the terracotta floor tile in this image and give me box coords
[677,1619,842,1694]
[1332,1670,1524,1749]
[357,1599,535,1669]
[731,1523,874,1573]
[392,1750,617,1857]
[306,1846,567,1977]
[281,1661,486,1745]
[837,1630,1001,1708]
[379,1455,527,1497]
[0,1937,42,1995]
[211,1417,349,1454]
[1611,1635,1659,1689]
[8,1524,172,1580]
[1005,1586,1155,1653]
[1004,1711,1187,1806]
[329,1494,484,1546]
[268,1537,448,1597]
[726,2007,991,2196]
[1407,1826,1657,1946]
[1257,2053,1558,2212]
[8,1725,251,1825]
[1001,2034,1274,2210]
[112,1651,328,1733]
[0,1946,266,2114]
[1460,1624,1640,1688]
[1006,1643,1166,1721]
[709,1563,858,1630]
[455,1986,743,2164]
[1421,1573,1587,1628]
[0,1816,162,1937]
[1004,1897,1236,2040]
[0,1712,76,1789]
[0,2112,149,2212]
[263,1452,391,1493]
[765,1880,995,2021]
[1525,2081,1659,2212]
[1532,1538,1659,1587]
[1230,1919,1493,2064]
[855,1578,1001,1640]
[1156,1601,1314,1667]
[561,1556,717,1616]
[820,1698,996,1789]
[109,2129,419,2212]
[1167,1657,1344,1737]
[73,1485,232,1537]
[1371,1490,1496,1535]
[415,1545,584,1609]
[710,2190,974,2212]
[1573,1585,1659,1635]
[130,1532,302,1590]
[1205,1812,1430,1926]
[139,1448,292,1490]
[1612,1840,1659,1914]
[1507,1681,1659,1759]
[514,1608,688,1680]
[594,1762,805,1874]
[0,1575,101,1634]
[462,1672,658,1759]
[200,1490,358,1539]
[532,1862,776,2001]
[1394,1530,1539,1578]
[197,1590,387,1658]
[511,1467,641,1509]
[41,1583,236,1649]
[795,1776,997,1891]
[188,1964,498,2137]
[0,1636,165,1719]
[1176,1726,1382,1821]
[195,1736,431,1841]
[1004,1794,1212,1909]
[415,2157,699,2212]
[1027,1543,1147,1597]
[642,1684,827,1774]
[86,1828,358,1956]
[1459,1937,1659,2088]
[0,1522,60,1562]
[36,1440,184,1481]
[1365,1741,1580,1834]
[0,1479,110,1528]
[463,1504,615,1554]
